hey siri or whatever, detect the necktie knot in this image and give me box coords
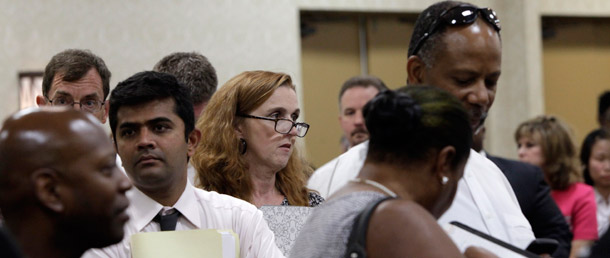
[153,208,180,231]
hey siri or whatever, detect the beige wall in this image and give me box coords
[300,0,541,163]
[301,16,361,167]
[542,17,610,150]
[366,15,414,88]
[301,13,413,167]
[2,0,610,164]
[301,0,610,162]
[0,0,301,130]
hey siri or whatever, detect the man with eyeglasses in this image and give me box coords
[307,0,545,254]
[83,71,284,258]
[36,49,111,123]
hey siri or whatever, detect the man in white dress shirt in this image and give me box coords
[84,71,284,258]
[308,0,536,251]
[153,51,218,185]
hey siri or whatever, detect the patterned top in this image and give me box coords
[281,191,324,207]
[289,191,386,258]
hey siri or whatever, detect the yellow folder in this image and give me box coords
[130,229,240,258]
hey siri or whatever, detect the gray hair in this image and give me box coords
[153,52,218,104]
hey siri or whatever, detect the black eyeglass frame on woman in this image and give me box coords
[236,113,310,138]
[411,5,501,56]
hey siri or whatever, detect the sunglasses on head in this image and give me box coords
[411,5,501,56]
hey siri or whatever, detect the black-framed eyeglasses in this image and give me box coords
[411,5,501,56]
[46,96,105,113]
[237,113,310,138]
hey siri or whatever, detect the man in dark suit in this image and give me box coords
[474,126,572,257]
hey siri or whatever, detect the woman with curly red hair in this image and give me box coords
[192,70,322,207]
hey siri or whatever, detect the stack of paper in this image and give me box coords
[131,229,239,258]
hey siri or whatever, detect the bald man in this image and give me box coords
[0,108,132,258]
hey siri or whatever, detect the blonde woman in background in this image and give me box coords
[515,115,598,258]
[192,71,323,207]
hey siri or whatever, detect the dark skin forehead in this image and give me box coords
[435,18,502,75]
[0,108,107,176]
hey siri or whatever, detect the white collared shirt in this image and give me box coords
[83,183,284,258]
[307,141,535,250]
[595,188,610,237]
[308,144,367,198]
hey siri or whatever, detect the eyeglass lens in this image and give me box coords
[276,119,308,137]
[51,97,101,112]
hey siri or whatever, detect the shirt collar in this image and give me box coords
[128,187,163,232]
[173,183,201,228]
[595,188,610,205]
[127,182,201,231]
[357,141,369,160]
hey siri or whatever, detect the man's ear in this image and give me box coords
[187,129,202,158]
[406,55,426,85]
[32,168,64,213]
[101,100,109,124]
[36,95,48,106]
[434,146,456,181]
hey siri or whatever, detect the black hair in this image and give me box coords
[364,86,472,168]
[408,1,501,68]
[42,49,111,99]
[109,71,194,142]
[580,128,610,186]
[599,91,610,120]
[407,1,466,65]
